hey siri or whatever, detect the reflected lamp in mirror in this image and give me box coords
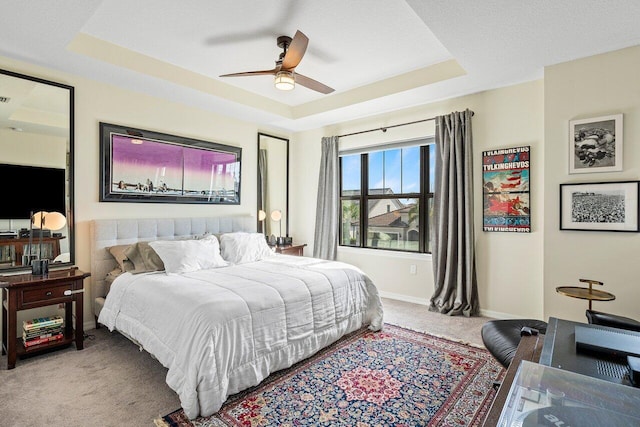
[258,210,267,240]
[271,210,284,245]
[43,211,67,231]
[28,211,66,275]
[31,211,67,232]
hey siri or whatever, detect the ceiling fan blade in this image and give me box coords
[295,73,334,94]
[281,30,308,70]
[219,68,278,78]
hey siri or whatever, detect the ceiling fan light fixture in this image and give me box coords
[274,71,295,91]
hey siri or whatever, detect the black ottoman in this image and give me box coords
[481,319,548,368]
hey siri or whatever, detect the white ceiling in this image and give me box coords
[2,0,640,133]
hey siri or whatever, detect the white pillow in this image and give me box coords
[220,232,274,264]
[149,236,227,274]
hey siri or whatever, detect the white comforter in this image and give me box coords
[98,255,384,419]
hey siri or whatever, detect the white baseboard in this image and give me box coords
[380,291,527,320]
[478,309,530,320]
[84,320,97,332]
[378,291,429,306]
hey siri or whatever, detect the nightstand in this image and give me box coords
[275,243,307,256]
[1,267,90,369]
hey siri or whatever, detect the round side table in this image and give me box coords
[556,280,615,310]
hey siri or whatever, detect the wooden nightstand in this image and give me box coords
[1,267,90,369]
[275,243,307,256]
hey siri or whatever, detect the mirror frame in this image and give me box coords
[0,68,75,272]
[257,133,289,237]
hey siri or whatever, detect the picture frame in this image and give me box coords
[569,114,622,174]
[559,181,639,232]
[99,122,241,204]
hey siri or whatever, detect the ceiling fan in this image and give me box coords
[219,30,334,94]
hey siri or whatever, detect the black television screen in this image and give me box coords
[0,163,66,219]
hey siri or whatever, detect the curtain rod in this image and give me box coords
[337,111,474,139]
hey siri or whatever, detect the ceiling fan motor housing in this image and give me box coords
[277,36,292,50]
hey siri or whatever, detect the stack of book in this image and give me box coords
[22,315,64,348]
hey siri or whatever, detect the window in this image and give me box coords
[339,139,435,253]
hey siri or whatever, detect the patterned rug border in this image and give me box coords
[154,323,503,427]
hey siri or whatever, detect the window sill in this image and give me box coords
[337,245,432,261]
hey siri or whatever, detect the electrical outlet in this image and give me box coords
[409,264,417,275]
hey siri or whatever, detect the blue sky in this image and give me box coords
[342,145,432,194]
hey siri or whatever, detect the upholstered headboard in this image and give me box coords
[90,216,255,320]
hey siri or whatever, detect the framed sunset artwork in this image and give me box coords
[99,122,241,204]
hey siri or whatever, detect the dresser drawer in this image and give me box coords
[20,283,73,306]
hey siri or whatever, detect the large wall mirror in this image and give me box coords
[257,133,289,242]
[0,69,74,272]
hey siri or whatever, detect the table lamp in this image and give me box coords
[30,211,66,275]
[258,209,267,235]
[270,209,284,245]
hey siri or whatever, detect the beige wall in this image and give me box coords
[544,45,640,323]
[0,128,66,168]
[291,80,545,319]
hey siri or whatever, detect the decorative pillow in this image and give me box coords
[220,232,274,264]
[149,236,227,274]
[107,244,134,272]
[124,242,165,274]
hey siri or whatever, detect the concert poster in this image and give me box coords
[482,146,531,232]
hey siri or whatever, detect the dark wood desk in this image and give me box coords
[483,334,545,426]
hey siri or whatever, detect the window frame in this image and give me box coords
[339,140,435,254]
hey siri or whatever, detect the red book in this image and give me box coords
[23,333,64,347]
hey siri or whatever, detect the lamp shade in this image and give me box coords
[258,210,267,221]
[43,211,66,231]
[274,71,295,91]
[31,211,48,229]
[271,210,282,222]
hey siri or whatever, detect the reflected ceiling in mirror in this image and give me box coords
[257,133,289,240]
[0,69,74,271]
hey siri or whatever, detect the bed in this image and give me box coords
[90,216,384,419]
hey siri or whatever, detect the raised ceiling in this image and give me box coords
[2,0,640,133]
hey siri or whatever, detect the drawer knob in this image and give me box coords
[46,291,52,297]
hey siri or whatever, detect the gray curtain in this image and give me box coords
[313,136,339,260]
[430,109,479,317]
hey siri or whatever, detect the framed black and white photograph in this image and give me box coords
[569,114,623,174]
[560,181,639,232]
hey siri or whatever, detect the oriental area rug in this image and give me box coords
[154,324,504,427]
